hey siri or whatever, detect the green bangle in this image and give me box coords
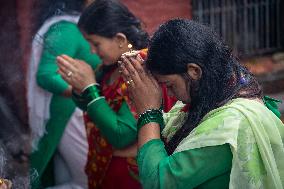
[137,109,164,131]
[82,85,101,104]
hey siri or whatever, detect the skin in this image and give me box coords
[57,32,131,92]
[58,0,95,96]
[119,56,202,147]
[0,179,12,189]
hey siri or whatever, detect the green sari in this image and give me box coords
[138,98,284,189]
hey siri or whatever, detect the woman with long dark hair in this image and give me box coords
[27,0,100,188]
[120,19,284,188]
[56,0,149,188]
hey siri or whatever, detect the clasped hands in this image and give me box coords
[56,53,162,114]
[119,54,162,114]
[57,55,96,93]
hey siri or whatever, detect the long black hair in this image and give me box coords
[146,19,262,154]
[78,0,149,50]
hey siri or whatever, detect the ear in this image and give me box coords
[187,63,202,80]
[113,33,128,47]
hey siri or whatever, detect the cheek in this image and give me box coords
[172,83,190,101]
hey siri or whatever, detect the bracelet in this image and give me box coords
[137,108,164,131]
[82,83,100,93]
[82,85,101,104]
[87,96,105,107]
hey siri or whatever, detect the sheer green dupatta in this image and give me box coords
[163,98,284,189]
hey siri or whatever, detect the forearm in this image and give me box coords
[138,123,160,148]
[36,72,69,95]
[87,98,137,149]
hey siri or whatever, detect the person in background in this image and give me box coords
[27,0,100,188]
[120,19,284,189]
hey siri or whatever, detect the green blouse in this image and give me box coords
[138,140,232,189]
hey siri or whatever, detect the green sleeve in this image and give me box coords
[137,139,232,189]
[87,98,137,149]
[36,21,101,94]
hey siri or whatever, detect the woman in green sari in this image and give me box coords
[120,19,284,189]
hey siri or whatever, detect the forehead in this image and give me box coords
[84,33,112,43]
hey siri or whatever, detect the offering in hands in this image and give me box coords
[121,49,148,60]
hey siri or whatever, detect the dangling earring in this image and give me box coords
[121,43,135,57]
[127,43,133,52]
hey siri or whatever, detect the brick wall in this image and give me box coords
[121,0,192,34]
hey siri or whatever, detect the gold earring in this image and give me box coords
[119,44,123,48]
[127,43,133,51]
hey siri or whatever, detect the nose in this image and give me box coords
[90,46,97,54]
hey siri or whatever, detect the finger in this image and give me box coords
[120,62,135,88]
[56,56,76,76]
[130,56,146,77]
[136,54,145,63]
[61,54,80,69]
[121,56,142,84]
[57,69,71,83]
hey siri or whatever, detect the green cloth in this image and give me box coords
[138,139,232,189]
[30,21,101,188]
[72,95,138,149]
[138,98,284,189]
[263,95,282,118]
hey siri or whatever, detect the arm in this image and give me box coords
[87,98,137,149]
[36,22,83,95]
[138,139,232,189]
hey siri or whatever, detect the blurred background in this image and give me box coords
[0,0,283,188]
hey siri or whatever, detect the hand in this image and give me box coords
[119,55,162,114]
[0,178,12,189]
[57,54,96,92]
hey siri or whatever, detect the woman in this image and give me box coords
[120,19,284,189]
[56,0,157,188]
[27,0,100,188]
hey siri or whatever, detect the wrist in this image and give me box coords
[81,83,100,93]
[137,108,164,131]
[81,84,102,105]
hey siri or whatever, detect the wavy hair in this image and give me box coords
[146,19,262,154]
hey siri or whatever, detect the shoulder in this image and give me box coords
[44,21,80,39]
[48,21,78,33]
